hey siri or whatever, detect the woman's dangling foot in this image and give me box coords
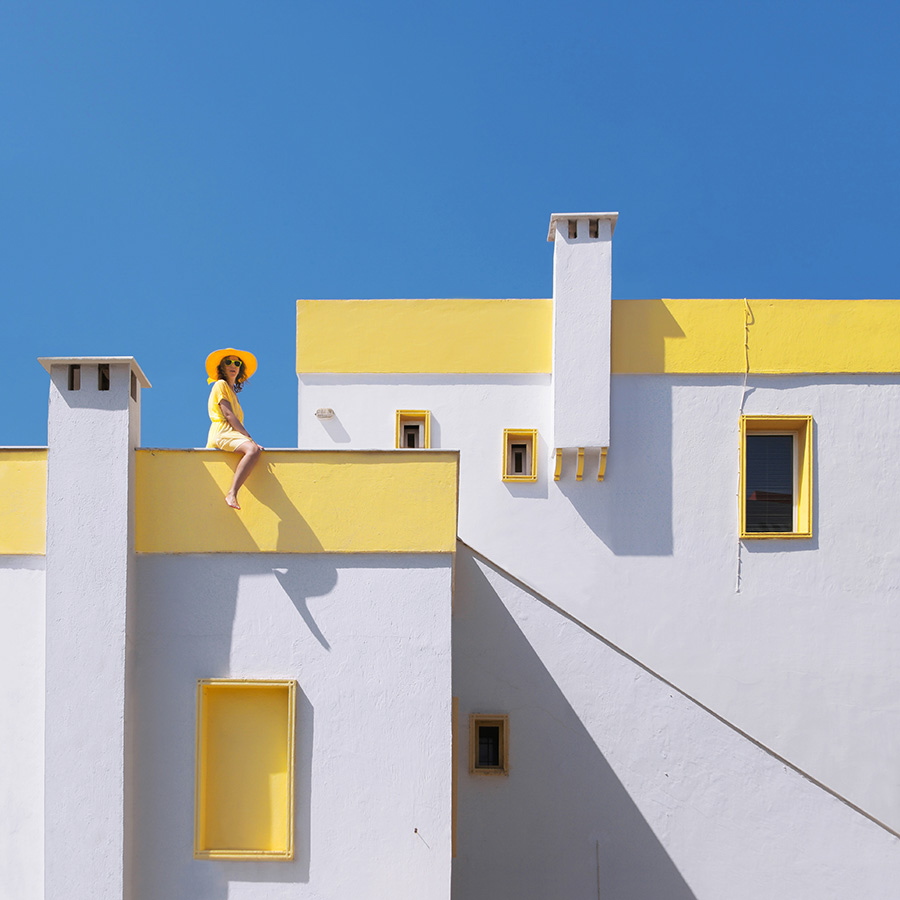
[225,491,241,510]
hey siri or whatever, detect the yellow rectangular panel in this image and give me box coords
[195,680,296,860]
[297,298,552,374]
[611,298,900,374]
[136,449,458,554]
[0,449,47,555]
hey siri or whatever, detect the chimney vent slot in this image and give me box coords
[589,218,599,238]
[98,364,110,391]
[567,219,578,239]
[68,365,81,391]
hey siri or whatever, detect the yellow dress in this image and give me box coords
[206,380,249,452]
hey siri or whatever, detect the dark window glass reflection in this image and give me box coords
[478,725,501,767]
[746,434,793,532]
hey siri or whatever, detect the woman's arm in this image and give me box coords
[218,399,260,445]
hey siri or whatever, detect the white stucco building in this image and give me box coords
[3,212,900,898]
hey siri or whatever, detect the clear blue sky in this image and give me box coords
[4,1,899,448]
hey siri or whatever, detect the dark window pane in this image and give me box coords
[478,725,500,767]
[745,434,793,532]
[511,444,526,474]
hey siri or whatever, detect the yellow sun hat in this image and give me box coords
[205,348,258,384]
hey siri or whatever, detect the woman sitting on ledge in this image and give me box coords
[205,347,263,510]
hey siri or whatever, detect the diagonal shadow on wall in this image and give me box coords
[452,548,697,900]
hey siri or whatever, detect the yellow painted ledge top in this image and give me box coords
[136,449,459,554]
[0,449,47,555]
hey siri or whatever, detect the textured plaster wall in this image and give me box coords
[44,362,137,900]
[131,553,452,900]
[0,558,45,900]
[552,217,612,448]
[453,547,900,899]
[298,373,900,832]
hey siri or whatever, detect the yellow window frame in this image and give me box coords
[740,415,813,539]
[503,429,537,482]
[395,410,431,449]
[469,714,509,776]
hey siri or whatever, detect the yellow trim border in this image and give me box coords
[136,449,458,554]
[0,449,47,555]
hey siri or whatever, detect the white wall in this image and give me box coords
[453,546,900,899]
[131,553,452,900]
[297,372,900,832]
[0,559,45,900]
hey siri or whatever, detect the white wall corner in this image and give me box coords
[549,213,616,453]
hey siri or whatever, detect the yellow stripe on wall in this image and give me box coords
[611,298,900,374]
[297,299,552,374]
[136,449,458,554]
[0,449,47,555]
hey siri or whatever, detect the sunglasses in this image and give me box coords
[221,358,243,367]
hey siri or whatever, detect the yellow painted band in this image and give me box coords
[298,297,900,375]
[297,299,552,374]
[136,449,458,553]
[611,299,900,374]
[0,449,47,555]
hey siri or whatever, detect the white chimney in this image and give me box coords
[547,212,617,480]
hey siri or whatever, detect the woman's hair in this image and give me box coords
[217,360,246,392]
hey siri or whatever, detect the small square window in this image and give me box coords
[469,714,508,776]
[395,410,431,449]
[740,416,812,539]
[502,430,537,482]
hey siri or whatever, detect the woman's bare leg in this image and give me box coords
[225,441,261,509]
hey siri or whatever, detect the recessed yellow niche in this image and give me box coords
[502,430,537,482]
[194,679,296,860]
[395,410,431,448]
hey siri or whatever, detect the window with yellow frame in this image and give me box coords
[395,410,431,449]
[469,714,509,775]
[502,429,537,482]
[740,416,812,539]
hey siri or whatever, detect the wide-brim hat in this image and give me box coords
[205,348,258,384]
